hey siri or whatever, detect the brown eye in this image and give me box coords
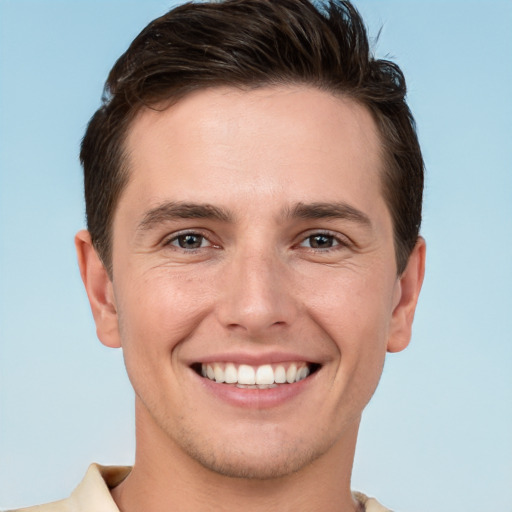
[171,234,208,249]
[302,234,338,249]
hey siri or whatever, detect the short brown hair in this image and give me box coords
[81,0,423,275]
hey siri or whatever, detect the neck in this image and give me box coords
[111,400,361,512]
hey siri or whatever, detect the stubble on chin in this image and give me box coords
[168,419,336,481]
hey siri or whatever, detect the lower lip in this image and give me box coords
[194,370,318,409]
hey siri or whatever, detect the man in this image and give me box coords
[11,1,425,510]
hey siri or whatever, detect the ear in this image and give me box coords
[387,237,426,353]
[75,230,121,348]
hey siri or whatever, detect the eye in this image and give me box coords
[168,233,211,250]
[300,233,341,250]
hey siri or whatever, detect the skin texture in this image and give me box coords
[76,86,425,512]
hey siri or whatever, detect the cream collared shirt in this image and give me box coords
[7,464,392,512]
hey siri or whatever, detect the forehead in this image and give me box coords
[120,86,385,219]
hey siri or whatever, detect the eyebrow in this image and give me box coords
[285,202,372,227]
[136,200,372,233]
[137,201,233,232]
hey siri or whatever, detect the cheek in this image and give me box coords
[303,266,393,397]
[304,267,394,345]
[115,269,216,356]
[114,271,214,412]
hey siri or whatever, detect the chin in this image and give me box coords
[189,444,322,480]
[173,423,332,480]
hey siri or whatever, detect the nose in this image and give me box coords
[216,246,298,336]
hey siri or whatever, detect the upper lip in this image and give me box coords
[186,351,323,367]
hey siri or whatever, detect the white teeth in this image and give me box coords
[237,383,278,389]
[214,363,225,383]
[296,366,310,382]
[224,363,238,384]
[200,362,313,386]
[238,364,256,385]
[274,365,286,384]
[255,364,274,385]
[286,363,297,383]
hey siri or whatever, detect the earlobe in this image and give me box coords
[75,230,121,348]
[387,237,426,353]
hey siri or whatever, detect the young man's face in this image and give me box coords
[84,86,423,479]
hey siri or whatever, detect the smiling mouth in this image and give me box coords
[192,362,321,389]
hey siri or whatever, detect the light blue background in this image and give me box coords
[0,1,511,510]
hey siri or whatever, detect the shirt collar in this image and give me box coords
[69,463,130,511]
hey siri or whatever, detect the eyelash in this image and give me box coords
[164,230,214,251]
[163,230,349,253]
[297,231,350,252]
